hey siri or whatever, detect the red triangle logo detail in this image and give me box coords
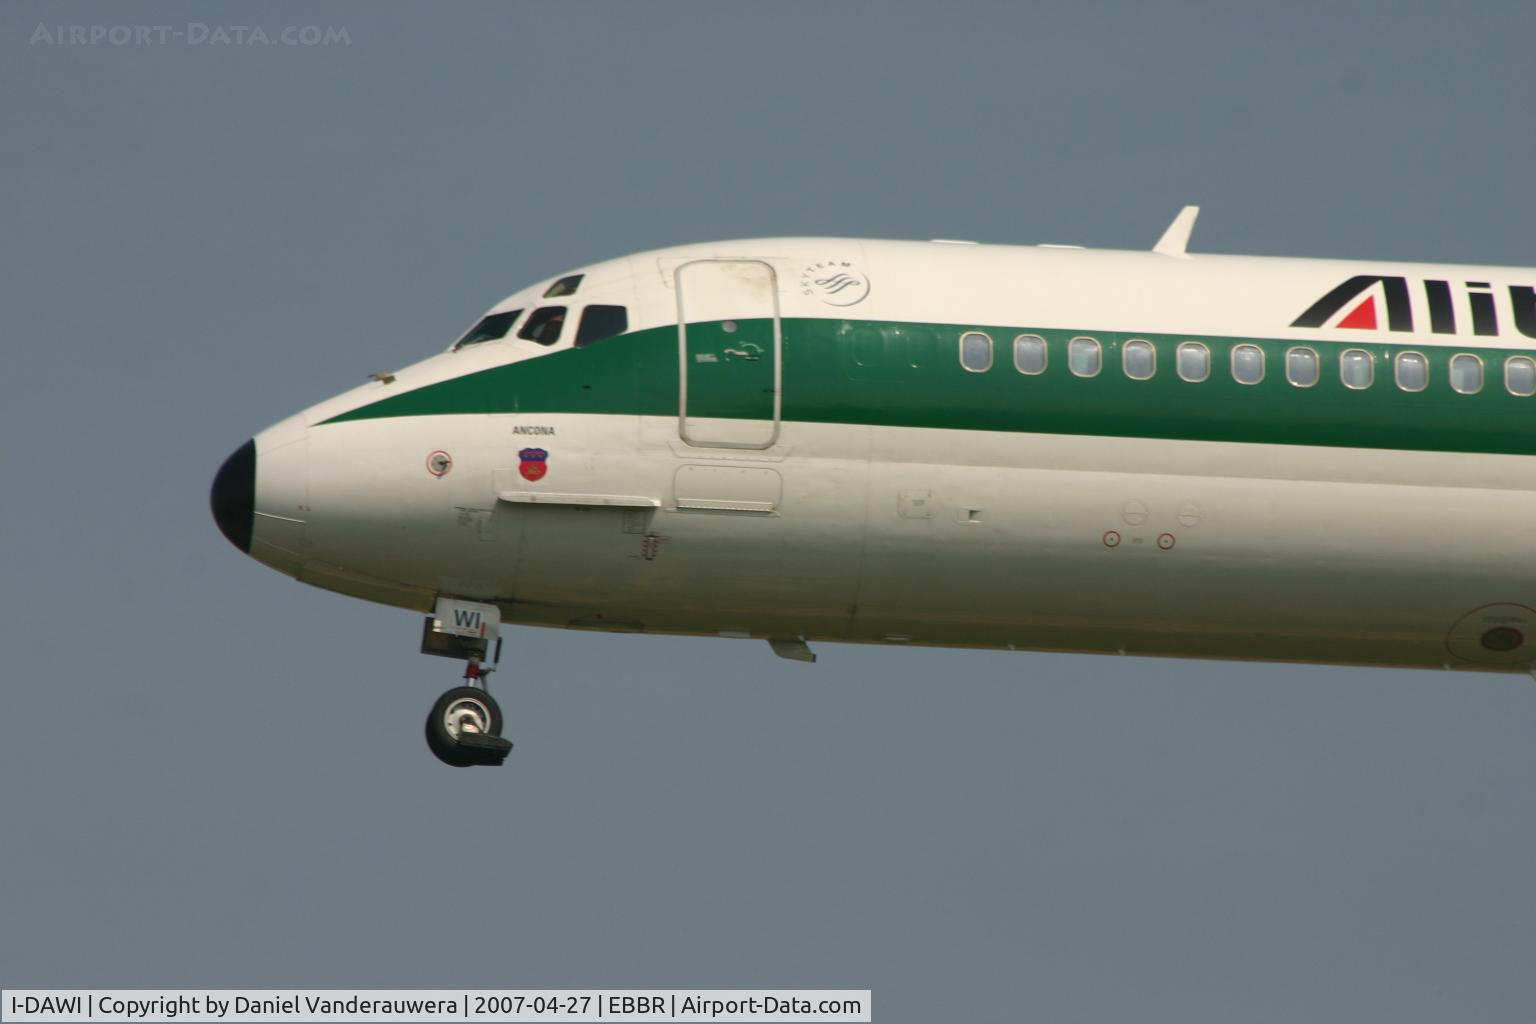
[1338,296,1377,330]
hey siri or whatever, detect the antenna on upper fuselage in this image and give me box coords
[1153,205,1200,257]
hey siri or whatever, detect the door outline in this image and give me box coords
[676,259,782,450]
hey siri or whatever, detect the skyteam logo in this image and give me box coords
[800,261,870,307]
[1293,275,1536,338]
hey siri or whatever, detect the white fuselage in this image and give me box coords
[214,237,1536,674]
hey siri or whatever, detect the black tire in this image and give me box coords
[425,686,504,767]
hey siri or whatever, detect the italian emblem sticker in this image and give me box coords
[518,447,549,482]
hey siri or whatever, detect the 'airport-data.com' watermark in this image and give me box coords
[30,23,351,47]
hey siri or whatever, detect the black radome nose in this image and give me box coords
[210,439,256,553]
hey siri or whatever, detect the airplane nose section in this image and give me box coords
[213,414,309,576]
[210,439,256,554]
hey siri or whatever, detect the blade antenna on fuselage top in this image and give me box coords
[1153,205,1200,257]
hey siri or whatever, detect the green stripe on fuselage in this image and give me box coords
[319,319,1536,456]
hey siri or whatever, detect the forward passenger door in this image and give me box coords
[676,259,781,449]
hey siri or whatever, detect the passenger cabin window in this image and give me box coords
[1506,356,1536,396]
[903,327,937,368]
[1450,353,1483,394]
[1176,342,1209,382]
[518,305,567,346]
[1068,337,1101,377]
[1340,349,1373,389]
[849,327,883,367]
[1394,351,1428,392]
[959,331,993,372]
[1285,347,1319,387]
[454,309,521,350]
[575,305,629,347]
[1013,334,1047,375]
[1232,344,1264,385]
[544,274,583,298]
[1123,339,1155,380]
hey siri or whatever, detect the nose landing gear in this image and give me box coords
[421,599,512,767]
[425,677,511,767]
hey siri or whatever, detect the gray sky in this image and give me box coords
[4,2,1535,1021]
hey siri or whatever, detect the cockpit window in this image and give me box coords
[453,309,521,350]
[543,274,583,298]
[575,305,629,347]
[518,306,567,346]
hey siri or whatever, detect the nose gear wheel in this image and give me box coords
[425,685,509,767]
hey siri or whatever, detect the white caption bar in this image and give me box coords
[2,991,872,1023]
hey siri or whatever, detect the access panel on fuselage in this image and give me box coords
[676,259,781,449]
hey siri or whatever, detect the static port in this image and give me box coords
[1480,626,1524,652]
